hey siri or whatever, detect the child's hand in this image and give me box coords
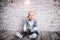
[23,29,26,32]
[30,28,34,32]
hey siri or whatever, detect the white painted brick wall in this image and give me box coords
[0,0,60,32]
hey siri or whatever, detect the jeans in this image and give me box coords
[15,30,39,40]
[23,30,39,37]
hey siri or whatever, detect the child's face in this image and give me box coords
[28,12,34,21]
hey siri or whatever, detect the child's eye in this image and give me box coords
[32,15,33,16]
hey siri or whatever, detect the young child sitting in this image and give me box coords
[15,11,39,40]
[23,11,39,39]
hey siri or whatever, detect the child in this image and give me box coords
[23,11,39,39]
[15,11,39,40]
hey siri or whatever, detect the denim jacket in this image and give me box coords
[26,19,37,30]
[23,19,38,31]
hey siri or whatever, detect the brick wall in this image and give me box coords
[0,0,60,32]
[0,0,60,40]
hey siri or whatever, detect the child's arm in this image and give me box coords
[23,21,26,32]
[33,20,38,30]
[34,27,38,30]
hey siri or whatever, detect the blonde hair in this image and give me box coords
[28,11,35,15]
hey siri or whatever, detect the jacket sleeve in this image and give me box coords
[34,20,38,30]
[23,21,26,31]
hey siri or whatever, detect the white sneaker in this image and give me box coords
[15,32,23,39]
[29,33,37,38]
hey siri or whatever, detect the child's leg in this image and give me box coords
[31,38,37,40]
[29,30,39,39]
[22,31,28,37]
[29,33,37,38]
[32,30,39,35]
[22,29,30,37]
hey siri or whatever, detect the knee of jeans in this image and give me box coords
[33,30,39,34]
[29,33,37,38]
[34,30,38,32]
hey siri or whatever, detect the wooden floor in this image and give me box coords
[0,31,60,40]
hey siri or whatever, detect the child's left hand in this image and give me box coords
[30,28,34,32]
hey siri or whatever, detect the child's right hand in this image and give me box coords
[23,29,26,32]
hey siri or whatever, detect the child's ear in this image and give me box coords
[27,16,29,18]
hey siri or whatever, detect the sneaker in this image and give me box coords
[29,33,37,38]
[15,32,23,39]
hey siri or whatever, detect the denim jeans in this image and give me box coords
[15,30,39,40]
[23,30,39,37]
